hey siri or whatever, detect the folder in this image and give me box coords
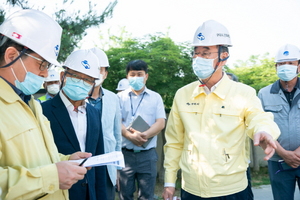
[127,115,152,148]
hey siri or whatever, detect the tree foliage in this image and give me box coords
[103,33,197,110]
[229,53,278,93]
[1,0,117,62]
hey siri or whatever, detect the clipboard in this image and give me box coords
[127,115,152,148]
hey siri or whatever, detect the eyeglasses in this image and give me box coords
[24,53,51,71]
[192,51,218,59]
[65,71,94,86]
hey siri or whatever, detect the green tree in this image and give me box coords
[1,0,117,62]
[230,53,278,93]
[103,33,197,110]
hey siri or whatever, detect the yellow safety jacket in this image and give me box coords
[0,78,70,200]
[164,75,280,197]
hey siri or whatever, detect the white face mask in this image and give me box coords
[277,64,298,81]
[47,84,60,95]
[11,55,45,95]
[95,74,103,87]
[192,57,217,79]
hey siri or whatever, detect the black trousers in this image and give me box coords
[181,185,253,200]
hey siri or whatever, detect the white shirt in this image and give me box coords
[201,74,224,94]
[59,91,87,152]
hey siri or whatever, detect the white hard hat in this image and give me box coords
[90,47,109,68]
[275,44,300,63]
[45,69,60,82]
[0,9,62,66]
[116,78,130,91]
[64,49,99,78]
[191,20,232,47]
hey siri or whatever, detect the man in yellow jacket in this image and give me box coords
[0,9,90,200]
[162,20,281,200]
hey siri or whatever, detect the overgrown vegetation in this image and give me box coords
[250,167,270,187]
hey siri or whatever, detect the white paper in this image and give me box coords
[70,151,125,168]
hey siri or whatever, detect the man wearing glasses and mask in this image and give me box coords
[0,9,90,200]
[162,20,281,200]
[41,49,107,200]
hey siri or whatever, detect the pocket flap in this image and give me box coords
[264,105,282,112]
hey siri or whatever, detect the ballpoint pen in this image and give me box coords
[79,158,88,166]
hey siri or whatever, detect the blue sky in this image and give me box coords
[3,0,300,67]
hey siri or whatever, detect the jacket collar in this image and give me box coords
[270,78,300,94]
[191,73,231,100]
[0,77,31,103]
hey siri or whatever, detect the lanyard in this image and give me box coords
[130,92,146,119]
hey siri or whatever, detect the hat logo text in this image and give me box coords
[216,33,230,38]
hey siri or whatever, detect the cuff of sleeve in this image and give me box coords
[164,183,176,187]
[40,164,59,194]
[59,153,70,161]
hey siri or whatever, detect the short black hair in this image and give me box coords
[126,59,148,74]
[220,46,229,53]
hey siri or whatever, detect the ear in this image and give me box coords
[144,73,149,82]
[4,47,19,65]
[60,71,64,82]
[219,52,229,66]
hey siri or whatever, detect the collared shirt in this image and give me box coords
[258,78,300,161]
[200,75,223,94]
[164,75,280,197]
[279,79,298,107]
[59,91,87,152]
[87,87,104,116]
[118,87,166,150]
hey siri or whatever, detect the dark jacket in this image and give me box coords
[41,93,107,200]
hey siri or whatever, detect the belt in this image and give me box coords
[122,148,154,153]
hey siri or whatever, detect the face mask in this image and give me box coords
[47,84,60,95]
[277,64,298,81]
[95,74,103,87]
[129,77,145,91]
[11,56,45,95]
[192,57,217,79]
[62,77,93,101]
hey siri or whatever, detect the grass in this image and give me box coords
[250,167,270,187]
[116,167,270,200]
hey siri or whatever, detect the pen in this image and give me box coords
[79,158,88,166]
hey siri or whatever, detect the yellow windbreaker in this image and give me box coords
[0,78,70,200]
[164,75,280,197]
